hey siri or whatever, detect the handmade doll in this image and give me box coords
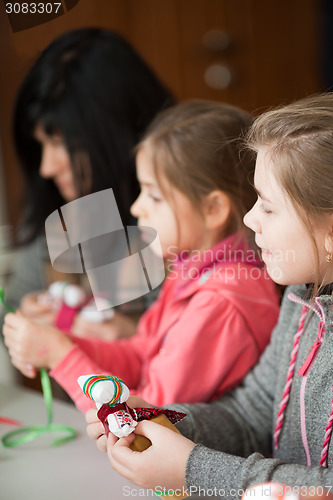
[39,281,114,329]
[77,374,186,448]
[78,375,188,498]
[37,281,86,309]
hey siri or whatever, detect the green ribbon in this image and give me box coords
[0,287,77,447]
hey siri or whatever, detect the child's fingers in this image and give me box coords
[127,395,154,409]
[107,433,137,479]
[113,432,136,450]
[3,329,37,378]
[85,407,99,423]
[105,431,118,448]
[96,434,108,453]
[21,292,52,316]
[4,312,17,326]
[3,323,13,343]
[3,326,19,350]
[32,311,56,326]
[3,324,26,351]
[85,408,106,445]
[4,312,26,328]
[133,419,173,442]
[108,429,145,469]
[86,421,105,441]
[84,409,117,453]
[70,316,91,337]
[21,363,37,378]
[11,359,37,378]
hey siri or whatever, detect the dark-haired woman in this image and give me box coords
[3,27,173,339]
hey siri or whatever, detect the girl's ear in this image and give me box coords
[203,190,231,231]
[325,235,333,254]
[324,214,333,255]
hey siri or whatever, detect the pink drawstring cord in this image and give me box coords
[273,294,332,468]
[273,305,307,449]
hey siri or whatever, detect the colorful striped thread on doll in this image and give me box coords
[82,375,123,405]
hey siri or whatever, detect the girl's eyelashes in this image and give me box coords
[137,181,164,203]
[260,203,272,214]
[36,136,64,147]
[51,138,65,147]
[149,193,163,203]
[255,196,272,214]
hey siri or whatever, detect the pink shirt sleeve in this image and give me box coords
[50,296,163,413]
[51,288,267,412]
[50,331,149,413]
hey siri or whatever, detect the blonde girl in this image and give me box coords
[94,94,333,496]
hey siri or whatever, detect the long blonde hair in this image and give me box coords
[247,93,333,296]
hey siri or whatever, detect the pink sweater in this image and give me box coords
[50,233,280,413]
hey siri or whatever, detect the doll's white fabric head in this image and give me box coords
[77,374,130,406]
[48,281,67,300]
[77,374,135,437]
[48,281,87,308]
[63,284,87,308]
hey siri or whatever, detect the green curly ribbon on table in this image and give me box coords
[0,287,77,447]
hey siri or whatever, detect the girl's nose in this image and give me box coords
[243,202,261,234]
[130,194,142,219]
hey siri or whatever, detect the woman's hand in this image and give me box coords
[3,312,73,376]
[71,311,137,341]
[107,420,195,490]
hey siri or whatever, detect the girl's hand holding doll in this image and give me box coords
[20,291,56,325]
[85,395,155,452]
[85,402,194,491]
[71,311,137,341]
[85,407,109,452]
[3,312,73,377]
[107,420,194,491]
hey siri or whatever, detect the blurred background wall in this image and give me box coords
[0,0,328,243]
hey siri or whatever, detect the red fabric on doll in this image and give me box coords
[97,402,186,436]
[55,303,80,330]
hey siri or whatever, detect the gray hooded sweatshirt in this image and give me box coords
[173,285,333,498]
